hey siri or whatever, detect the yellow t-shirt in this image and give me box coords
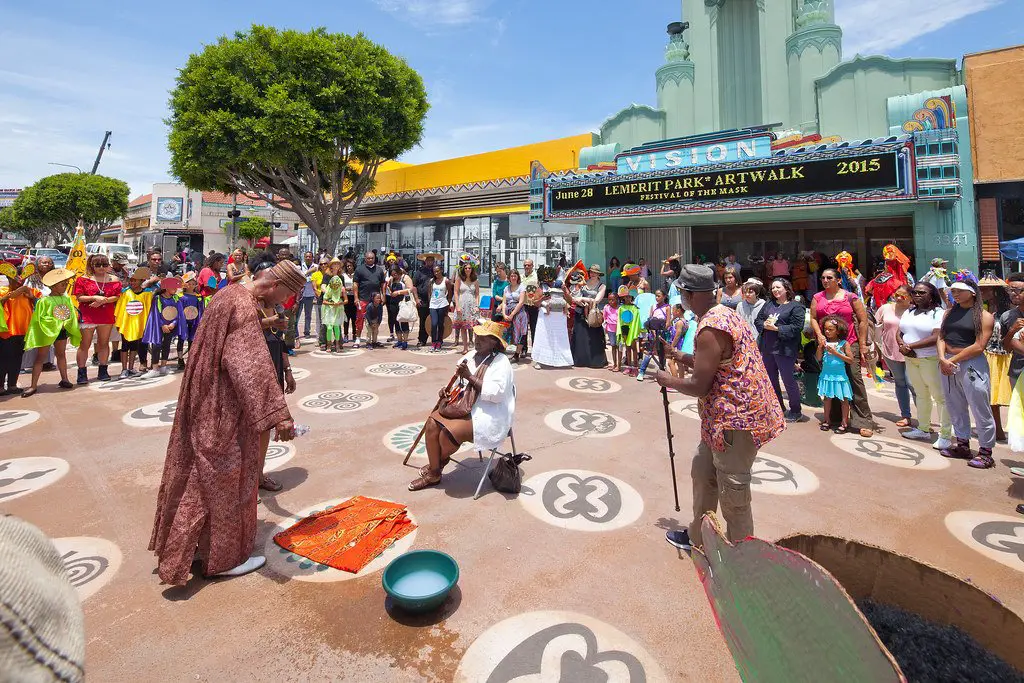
[311,270,325,296]
[115,289,154,341]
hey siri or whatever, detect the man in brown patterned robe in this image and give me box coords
[149,260,306,586]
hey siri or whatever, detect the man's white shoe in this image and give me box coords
[158,366,170,376]
[902,428,931,441]
[932,436,953,450]
[141,368,162,379]
[212,555,266,578]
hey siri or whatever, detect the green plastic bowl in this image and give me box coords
[382,550,459,613]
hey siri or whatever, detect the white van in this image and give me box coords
[86,243,138,265]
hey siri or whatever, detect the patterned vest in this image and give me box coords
[697,305,785,452]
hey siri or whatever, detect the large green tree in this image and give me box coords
[5,173,130,243]
[167,25,429,252]
[236,216,271,243]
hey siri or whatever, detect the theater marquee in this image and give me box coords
[539,138,916,220]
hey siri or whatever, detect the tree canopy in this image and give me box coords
[2,173,130,244]
[236,216,271,243]
[167,25,429,252]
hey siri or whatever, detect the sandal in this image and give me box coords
[895,418,911,428]
[419,457,450,477]
[20,388,38,398]
[819,422,831,431]
[57,380,74,389]
[967,450,995,470]
[408,472,441,491]
[834,424,849,434]
[259,476,283,492]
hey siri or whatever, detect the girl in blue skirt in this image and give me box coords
[817,314,854,433]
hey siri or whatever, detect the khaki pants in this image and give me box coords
[688,430,758,548]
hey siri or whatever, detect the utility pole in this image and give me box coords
[90,131,112,174]
[230,192,239,247]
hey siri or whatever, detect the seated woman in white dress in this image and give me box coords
[409,320,515,491]
[531,265,574,369]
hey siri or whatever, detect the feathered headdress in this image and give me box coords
[458,253,478,270]
[621,263,641,277]
[881,244,910,271]
[835,251,861,293]
[952,269,978,286]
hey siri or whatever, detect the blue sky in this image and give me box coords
[1,0,1021,197]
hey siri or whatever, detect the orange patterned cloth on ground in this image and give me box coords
[273,496,415,573]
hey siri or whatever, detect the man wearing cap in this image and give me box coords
[111,251,133,287]
[414,253,440,347]
[656,264,785,551]
[150,259,304,585]
[920,257,952,307]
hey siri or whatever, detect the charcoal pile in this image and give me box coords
[858,599,1024,683]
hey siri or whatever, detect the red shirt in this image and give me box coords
[74,277,123,325]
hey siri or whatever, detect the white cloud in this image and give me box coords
[837,0,1005,55]
[373,0,491,27]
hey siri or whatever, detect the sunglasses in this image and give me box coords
[95,262,110,267]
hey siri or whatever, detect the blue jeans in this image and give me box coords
[886,358,915,420]
[298,296,315,336]
[429,308,447,344]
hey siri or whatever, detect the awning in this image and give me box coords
[281,235,299,245]
[1000,237,1024,261]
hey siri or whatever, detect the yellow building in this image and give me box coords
[344,133,596,282]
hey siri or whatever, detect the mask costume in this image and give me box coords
[616,285,642,348]
[867,244,912,310]
[835,251,863,299]
[920,257,953,307]
[142,280,187,347]
[530,265,573,368]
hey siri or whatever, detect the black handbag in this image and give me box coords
[488,452,532,494]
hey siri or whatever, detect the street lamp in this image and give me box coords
[48,162,84,173]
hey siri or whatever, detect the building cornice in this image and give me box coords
[656,61,696,89]
[816,54,959,88]
[599,104,665,135]
[785,23,843,60]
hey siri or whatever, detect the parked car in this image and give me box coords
[25,248,64,263]
[86,242,138,265]
[0,249,24,269]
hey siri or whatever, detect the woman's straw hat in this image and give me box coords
[472,318,508,350]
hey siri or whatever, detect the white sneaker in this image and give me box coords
[212,555,266,578]
[158,366,170,376]
[141,368,162,379]
[932,437,953,451]
[636,372,645,382]
[118,370,130,380]
[902,428,931,441]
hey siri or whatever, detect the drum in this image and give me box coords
[427,314,453,340]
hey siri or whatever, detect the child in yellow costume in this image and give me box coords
[114,266,155,378]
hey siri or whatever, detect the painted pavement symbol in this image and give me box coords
[263,442,296,473]
[945,511,1024,573]
[0,457,70,502]
[364,362,427,377]
[309,349,365,359]
[830,433,950,470]
[382,422,471,462]
[669,397,700,420]
[407,346,459,356]
[88,373,175,392]
[544,409,631,438]
[0,409,41,434]
[263,497,417,583]
[122,400,177,427]
[750,454,820,496]
[519,469,644,532]
[556,376,622,394]
[298,390,379,414]
[52,537,122,601]
[454,610,667,683]
[289,367,310,381]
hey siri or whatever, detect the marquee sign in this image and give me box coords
[541,138,916,220]
[616,134,772,174]
[554,152,899,212]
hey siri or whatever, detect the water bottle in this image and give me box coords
[293,423,311,437]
